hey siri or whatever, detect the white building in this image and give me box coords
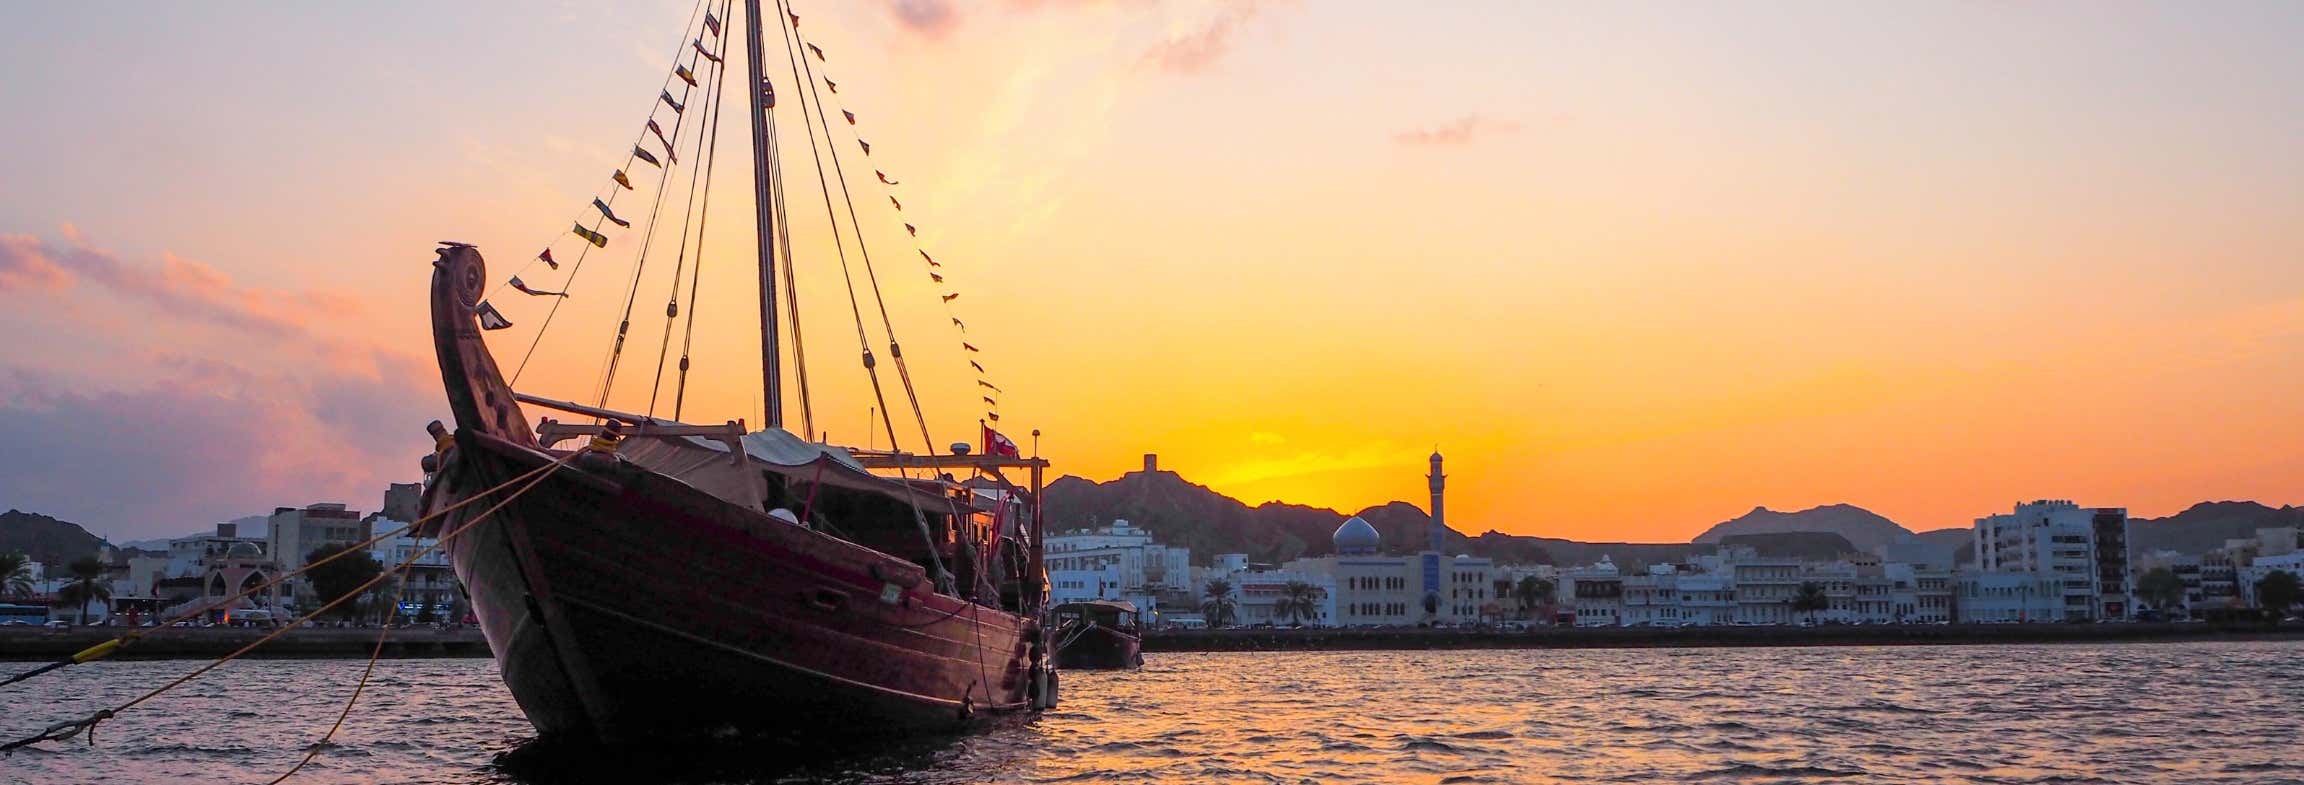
[1967,500,2130,621]
[2240,551,2304,610]
[367,521,458,621]
[267,503,374,609]
[1045,519,1191,618]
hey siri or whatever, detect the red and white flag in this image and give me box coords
[983,425,1019,458]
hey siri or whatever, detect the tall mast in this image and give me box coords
[743,0,782,428]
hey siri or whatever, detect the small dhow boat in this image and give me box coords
[1052,601,1142,670]
[419,0,1055,743]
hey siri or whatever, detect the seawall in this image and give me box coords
[1143,623,2304,652]
[0,627,492,662]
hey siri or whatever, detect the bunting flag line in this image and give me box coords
[824,77,837,93]
[951,317,965,330]
[876,170,897,185]
[842,110,856,125]
[941,292,959,302]
[904,223,916,236]
[889,195,901,210]
[592,198,631,228]
[930,272,943,283]
[987,411,1001,422]
[675,64,697,87]
[703,12,721,36]
[693,39,722,63]
[921,251,939,266]
[659,90,685,114]
[807,43,825,61]
[647,120,678,163]
[858,139,871,155]
[509,276,569,297]
[970,360,986,373]
[612,169,634,190]
[573,222,609,248]
[477,301,514,330]
[634,145,662,167]
[963,342,980,352]
[538,248,559,270]
[977,380,1001,392]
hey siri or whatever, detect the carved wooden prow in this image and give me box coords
[429,243,538,449]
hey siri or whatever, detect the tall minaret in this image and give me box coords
[1427,450,1446,553]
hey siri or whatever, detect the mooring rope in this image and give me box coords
[0,448,587,758]
[0,456,572,694]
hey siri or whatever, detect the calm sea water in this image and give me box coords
[3,642,2302,784]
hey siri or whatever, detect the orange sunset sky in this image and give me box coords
[1,2,2299,542]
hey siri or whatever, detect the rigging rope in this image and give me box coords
[510,0,715,386]
[669,0,739,423]
[770,122,816,437]
[595,19,725,412]
[651,0,736,420]
[780,0,938,456]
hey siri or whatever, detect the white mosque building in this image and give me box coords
[1280,451,1498,626]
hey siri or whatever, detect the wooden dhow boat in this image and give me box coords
[418,0,1054,743]
[1051,600,1143,670]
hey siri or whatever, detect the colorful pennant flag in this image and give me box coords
[538,248,559,270]
[703,12,721,36]
[592,198,630,228]
[634,145,662,167]
[952,317,965,330]
[941,292,959,302]
[675,64,697,87]
[612,169,634,190]
[693,39,721,63]
[807,43,825,61]
[789,10,800,28]
[573,222,609,248]
[858,139,872,155]
[977,380,1001,393]
[876,170,897,185]
[930,272,943,283]
[987,411,1000,422]
[509,276,569,297]
[659,90,685,114]
[890,195,902,210]
[921,251,939,266]
[983,396,997,406]
[904,223,916,236]
[970,360,986,373]
[963,342,980,352]
[476,301,513,330]
[647,120,677,162]
[842,110,856,125]
[824,77,837,93]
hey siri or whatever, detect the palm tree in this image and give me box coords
[1200,578,1236,627]
[1791,581,1829,624]
[54,556,111,626]
[0,552,32,599]
[1276,581,1320,626]
[1513,576,1554,620]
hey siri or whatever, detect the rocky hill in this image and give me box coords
[2129,501,2304,555]
[0,510,105,565]
[1693,504,1912,552]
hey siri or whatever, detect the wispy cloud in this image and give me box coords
[1139,2,1270,75]
[0,226,359,335]
[1393,114,1520,147]
[888,0,961,39]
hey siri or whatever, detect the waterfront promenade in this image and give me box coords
[1144,621,2304,652]
[7,622,2301,661]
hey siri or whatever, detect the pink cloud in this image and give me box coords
[0,234,76,292]
[1393,114,1520,147]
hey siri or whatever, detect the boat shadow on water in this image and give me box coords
[491,715,1043,785]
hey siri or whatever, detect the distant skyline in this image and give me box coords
[2,2,2301,541]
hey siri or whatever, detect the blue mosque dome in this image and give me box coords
[1333,516,1381,555]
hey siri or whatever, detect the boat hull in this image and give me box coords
[1053,623,1141,670]
[433,435,1040,741]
